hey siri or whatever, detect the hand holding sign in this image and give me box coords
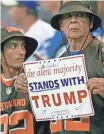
[87,78,104,97]
[15,73,28,94]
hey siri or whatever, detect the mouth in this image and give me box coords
[16,58,24,62]
[70,28,79,32]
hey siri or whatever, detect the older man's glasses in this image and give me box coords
[61,12,89,20]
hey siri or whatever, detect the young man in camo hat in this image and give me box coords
[0,26,50,134]
[50,0,104,134]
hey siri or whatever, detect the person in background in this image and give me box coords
[0,26,50,134]
[39,1,60,23]
[91,1,104,43]
[39,0,67,58]
[7,0,65,61]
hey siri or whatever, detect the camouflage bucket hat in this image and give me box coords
[50,0,101,31]
[1,26,38,60]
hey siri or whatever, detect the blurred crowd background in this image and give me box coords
[1,0,104,61]
[1,1,60,26]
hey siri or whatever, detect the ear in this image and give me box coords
[90,17,94,29]
[1,52,5,61]
[1,52,3,57]
[1,52,5,63]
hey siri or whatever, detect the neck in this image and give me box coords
[19,16,38,33]
[2,67,20,79]
[68,33,93,52]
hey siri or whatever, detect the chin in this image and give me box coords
[68,31,81,38]
[14,64,23,69]
[68,35,80,39]
[69,33,81,38]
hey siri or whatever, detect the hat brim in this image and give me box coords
[23,36,38,60]
[1,34,38,60]
[51,4,101,31]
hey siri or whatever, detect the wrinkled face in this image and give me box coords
[60,12,92,39]
[2,37,26,70]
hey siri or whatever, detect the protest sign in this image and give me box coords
[24,54,94,121]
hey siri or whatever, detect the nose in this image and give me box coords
[70,16,77,23]
[18,45,26,56]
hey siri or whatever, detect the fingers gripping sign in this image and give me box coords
[14,73,28,94]
[87,78,104,97]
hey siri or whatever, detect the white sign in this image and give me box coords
[24,54,94,121]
